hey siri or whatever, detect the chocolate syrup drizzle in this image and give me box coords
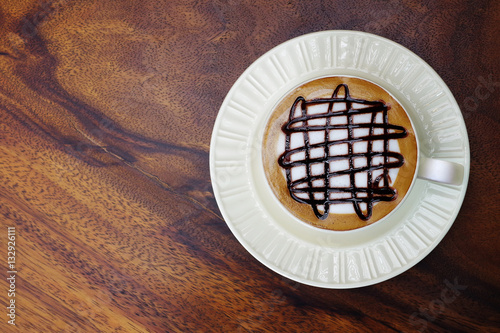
[278,84,408,221]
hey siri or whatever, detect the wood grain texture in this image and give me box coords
[0,0,498,332]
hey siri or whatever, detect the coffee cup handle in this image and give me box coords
[417,155,464,186]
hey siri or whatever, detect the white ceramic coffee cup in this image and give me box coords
[262,75,465,233]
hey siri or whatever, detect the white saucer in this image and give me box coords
[210,31,470,288]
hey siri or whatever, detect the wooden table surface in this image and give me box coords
[1,0,499,332]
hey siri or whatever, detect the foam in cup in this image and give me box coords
[263,76,418,231]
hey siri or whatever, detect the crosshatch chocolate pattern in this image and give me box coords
[278,84,408,221]
[262,76,418,231]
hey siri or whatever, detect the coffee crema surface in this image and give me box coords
[262,77,418,231]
